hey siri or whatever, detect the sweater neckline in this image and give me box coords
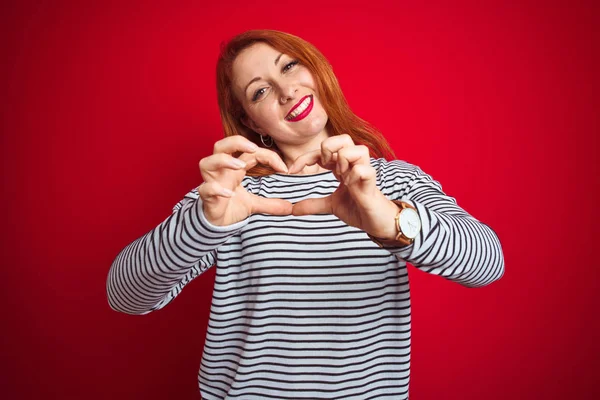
[254,158,383,183]
[266,169,335,183]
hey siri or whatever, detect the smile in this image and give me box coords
[285,95,314,122]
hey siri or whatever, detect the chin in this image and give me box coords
[306,110,328,133]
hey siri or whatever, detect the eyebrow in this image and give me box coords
[244,53,284,95]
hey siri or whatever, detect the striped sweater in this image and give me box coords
[107,157,505,399]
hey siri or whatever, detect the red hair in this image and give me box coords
[216,29,396,176]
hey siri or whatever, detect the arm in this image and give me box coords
[379,160,505,288]
[106,188,248,315]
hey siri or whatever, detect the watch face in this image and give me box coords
[399,208,421,239]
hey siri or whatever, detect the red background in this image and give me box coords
[2,0,599,398]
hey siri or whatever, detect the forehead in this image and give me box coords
[232,42,281,93]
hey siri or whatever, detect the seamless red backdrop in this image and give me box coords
[2,0,599,399]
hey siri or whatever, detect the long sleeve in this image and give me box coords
[376,159,505,288]
[106,188,248,315]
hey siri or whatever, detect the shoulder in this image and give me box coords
[370,157,441,199]
[369,157,425,180]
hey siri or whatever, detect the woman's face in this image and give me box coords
[232,42,329,147]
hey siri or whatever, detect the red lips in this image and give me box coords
[286,95,312,119]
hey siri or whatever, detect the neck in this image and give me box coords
[276,130,330,175]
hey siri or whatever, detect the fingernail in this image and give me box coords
[245,143,258,152]
[231,159,246,168]
[220,188,234,197]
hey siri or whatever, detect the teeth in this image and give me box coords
[287,96,311,120]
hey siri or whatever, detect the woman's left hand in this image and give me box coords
[290,134,400,240]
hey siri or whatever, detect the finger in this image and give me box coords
[344,164,376,189]
[199,153,247,175]
[337,145,370,176]
[292,196,333,216]
[249,193,293,216]
[321,134,354,165]
[288,149,322,174]
[239,148,288,173]
[213,135,259,155]
[197,181,235,202]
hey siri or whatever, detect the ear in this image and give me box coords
[241,115,265,135]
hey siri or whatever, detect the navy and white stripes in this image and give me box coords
[107,158,504,399]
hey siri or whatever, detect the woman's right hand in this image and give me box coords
[197,135,292,226]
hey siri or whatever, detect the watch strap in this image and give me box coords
[368,200,417,248]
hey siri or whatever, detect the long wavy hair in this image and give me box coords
[216,29,396,176]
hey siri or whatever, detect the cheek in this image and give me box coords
[298,71,316,89]
[253,103,279,127]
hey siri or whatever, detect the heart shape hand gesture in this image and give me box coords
[198,134,399,240]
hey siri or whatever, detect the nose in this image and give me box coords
[279,85,298,104]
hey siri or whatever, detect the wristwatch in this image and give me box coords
[368,200,422,247]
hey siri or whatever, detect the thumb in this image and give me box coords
[249,193,293,216]
[292,196,333,216]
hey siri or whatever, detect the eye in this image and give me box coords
[252,60,300,101]
[283,60,299,72]
[252,87,267,101]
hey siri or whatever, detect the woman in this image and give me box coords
[107,29,504,399]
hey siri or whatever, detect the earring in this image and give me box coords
[260,135,274,148]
